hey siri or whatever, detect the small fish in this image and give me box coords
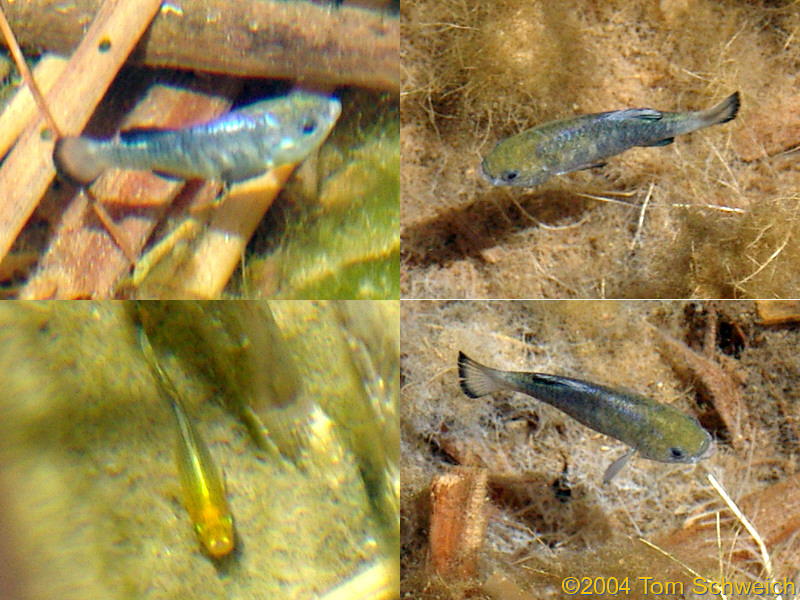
[480,92,740,188]
[458,352,714,483]
[54,90,341,185]
[139,329,235,557]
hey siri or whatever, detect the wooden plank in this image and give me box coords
[0,55,66,159]
[0,0,163,269]
[3,0,399,92]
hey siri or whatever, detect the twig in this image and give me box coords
[735,232,791,288]
[0,54,65,159]
[630,182,653,251]
[707,473,779,598]
[0,1,61,138]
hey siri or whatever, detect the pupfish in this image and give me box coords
[458,352,714,483]
[54,90,341,185]
[139,328,235,557]
[480,92,740,188]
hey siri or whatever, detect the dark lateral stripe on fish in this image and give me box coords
[52,91,341,186]
[480,91,741,188]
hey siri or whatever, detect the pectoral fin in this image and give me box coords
[571,161,607,172]
[558,161,607,175]
[642,137,674,147]
[602,449,634,484]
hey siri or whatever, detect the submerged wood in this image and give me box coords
[20,82,236,299]
[2,0,399,91]
[0,0,163,272]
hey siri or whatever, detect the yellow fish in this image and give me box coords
[139,329,235,557]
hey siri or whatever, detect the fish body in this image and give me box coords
[480,92,740,188]
[458,352,714,482]
[54,91,342,185]
[139,329,234,557]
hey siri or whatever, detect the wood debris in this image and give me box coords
[755,300,800,326]
[19,81,237,298]
[428,466,489,579]
[0,0,164,285]
[657,470,800,576]
[3,0,398,92]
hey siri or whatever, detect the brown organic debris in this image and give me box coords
[428,466,489,580]
[732,83,800,162]
[658,471,800,577]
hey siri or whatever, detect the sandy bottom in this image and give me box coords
[0,300,398,600]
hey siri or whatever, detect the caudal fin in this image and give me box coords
[700,91,740,126]
[53,137,105,185]
[458,352,506,398]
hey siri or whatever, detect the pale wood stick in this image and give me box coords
[0,0,163,266]
[0,54,66,159]
[170,165,295,298]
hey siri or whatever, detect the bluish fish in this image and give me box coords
[54,90,341,185]
[458,351,714,483]
[480,92,740,188]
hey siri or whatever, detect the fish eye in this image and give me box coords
[669,447,685,460]
[501,170,518,182]
[301,117,317,135]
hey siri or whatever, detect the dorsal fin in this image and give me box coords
[605,108,662,122]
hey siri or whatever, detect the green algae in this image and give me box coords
[241,90,399,299]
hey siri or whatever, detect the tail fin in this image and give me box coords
[53,136,105,185]
[458,352,506,398]
[699,91,740,126]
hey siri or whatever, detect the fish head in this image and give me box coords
[636,405,715,464]
[479,135,551,188]
[270,91,342,165]
[195,506,235,558]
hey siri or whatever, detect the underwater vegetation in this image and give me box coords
[402,0,800,298]
[401,300,800,599]
[241,91,400,299]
